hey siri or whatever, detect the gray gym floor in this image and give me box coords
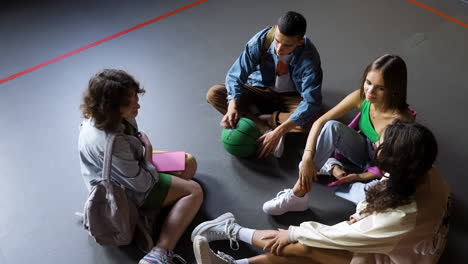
[0,0,467,263]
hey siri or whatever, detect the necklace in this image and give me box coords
[370,105,379,120]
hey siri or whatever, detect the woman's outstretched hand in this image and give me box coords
[262,229,291,256]
[221,100,239,128]
[339,172,377,184]
[299,160,317,193]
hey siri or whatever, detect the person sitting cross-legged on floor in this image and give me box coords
[207,11,323,158]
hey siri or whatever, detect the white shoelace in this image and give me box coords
[167,251,186,264]
[205,218,239,250]
[216,251,236,264]
[206,219,239,250]
[273,189,293,207]
[224,219,240,250]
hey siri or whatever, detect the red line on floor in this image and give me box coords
[406,0,468,28]
[0,0,208,85]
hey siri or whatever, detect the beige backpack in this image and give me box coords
[81,134,139,246]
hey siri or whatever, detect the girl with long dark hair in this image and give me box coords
[263,54,417,215]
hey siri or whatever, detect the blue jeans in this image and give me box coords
[310,120,379,204]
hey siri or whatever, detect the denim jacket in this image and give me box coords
[225,27,323,126]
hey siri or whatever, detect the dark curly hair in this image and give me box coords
[362,120,438,215]
[80,69,145,132]
[359,54,408,112]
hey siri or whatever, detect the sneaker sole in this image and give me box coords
[193,235,211,264]
[191,212,234,242]
[262,204,309,215]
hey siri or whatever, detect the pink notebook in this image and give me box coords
[152,151,186,172]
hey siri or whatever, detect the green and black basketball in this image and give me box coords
[221,117,261,157]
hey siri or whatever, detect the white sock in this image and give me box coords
[235,258,249,264]
[237,228,255,245]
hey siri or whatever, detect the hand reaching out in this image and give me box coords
[339,172,377,184]
[220,100,239,128]
[299,160,317,193]
[262,229,291,256]
[257,130,282,158]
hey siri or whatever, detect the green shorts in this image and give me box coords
[141,173,172,210]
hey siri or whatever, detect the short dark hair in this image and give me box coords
[359,54,408,111]
[277,11,307,39]
[80,69,145,132]
[362,120,438,215]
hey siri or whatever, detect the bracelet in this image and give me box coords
[304,149,313,152]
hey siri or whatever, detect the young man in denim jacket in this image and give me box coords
[207,11,323,158]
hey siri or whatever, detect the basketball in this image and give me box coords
[221,117,261,157]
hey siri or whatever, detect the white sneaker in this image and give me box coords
[318,163,332,175]
[262,189,309,215]
[191,212,241,250]
[193,235,236,264]
[139,247,186,264]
